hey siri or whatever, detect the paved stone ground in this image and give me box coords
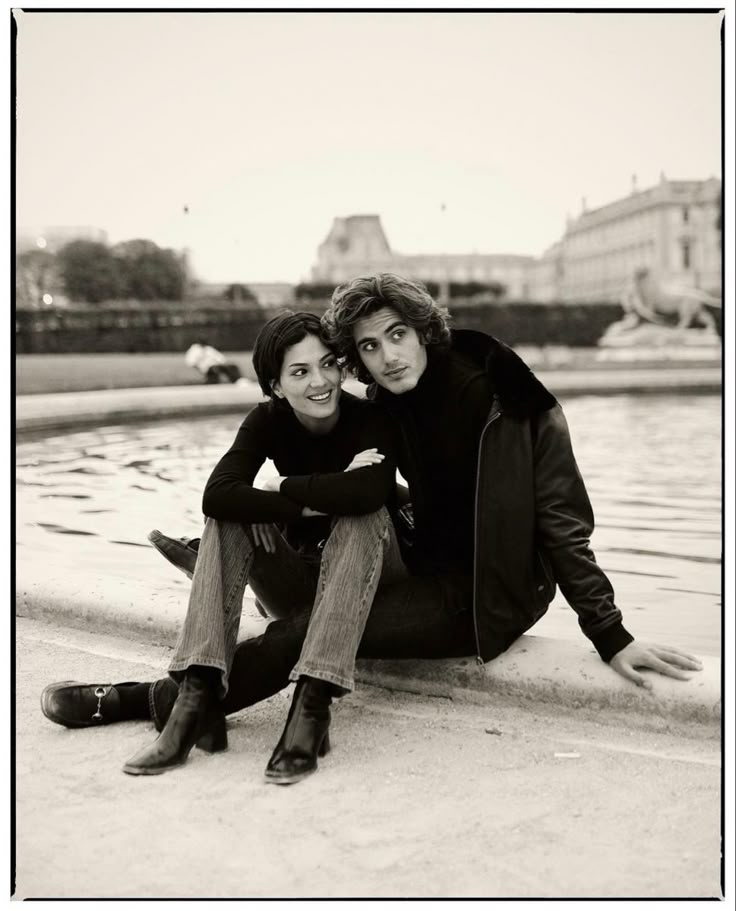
[14,617,721,900]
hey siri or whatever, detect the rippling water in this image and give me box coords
[16,394,722,656]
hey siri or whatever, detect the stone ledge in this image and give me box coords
[16,366,721,435]
[16,565,720,732]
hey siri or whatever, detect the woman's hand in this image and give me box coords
[301,506,327,517]
[609,641,703,689]
[345,448,385,472]
[250,523,281,554]
[258,475,285,492]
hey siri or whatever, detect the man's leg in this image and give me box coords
[149,513,498,726]
[207,570,477,720]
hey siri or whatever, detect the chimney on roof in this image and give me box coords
[660,170,667,184]
[581,197,587,213]
[631,174,638,194]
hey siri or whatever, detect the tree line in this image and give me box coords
[16,238,188,307]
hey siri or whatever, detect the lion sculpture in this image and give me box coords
[619,268,721,331]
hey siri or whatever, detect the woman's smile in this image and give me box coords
[307,390,333,403]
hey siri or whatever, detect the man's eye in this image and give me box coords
[392,330,405,340]
[362,343,375,352]
[293,369,306,377]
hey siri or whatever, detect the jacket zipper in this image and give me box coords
[472,407,502,671]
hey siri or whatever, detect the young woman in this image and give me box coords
[42,310,404,784]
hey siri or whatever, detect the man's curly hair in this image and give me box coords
[321,273,451,385]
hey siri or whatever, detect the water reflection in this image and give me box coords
[16,395,721,655]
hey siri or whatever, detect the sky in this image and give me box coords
[15,9,723,284]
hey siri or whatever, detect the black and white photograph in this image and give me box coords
[11,3,732,901]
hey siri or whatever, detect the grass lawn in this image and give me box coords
[16,352,257,395]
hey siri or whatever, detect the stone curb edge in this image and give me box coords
[16,367,721,436]
[16,585,721,732]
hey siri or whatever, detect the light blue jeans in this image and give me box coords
[168,508,407,697]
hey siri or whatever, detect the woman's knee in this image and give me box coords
[329,507,391,540]
[197,519,255,570]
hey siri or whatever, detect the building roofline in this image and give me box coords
[566,177,720,235]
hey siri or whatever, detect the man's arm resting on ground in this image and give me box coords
[608,641,702,687]
[532,405,701,681]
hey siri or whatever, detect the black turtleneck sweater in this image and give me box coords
[202,392,397,555]
[375,347,493,574]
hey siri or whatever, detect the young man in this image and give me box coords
[320,273,701,685]
[42,276,700,751]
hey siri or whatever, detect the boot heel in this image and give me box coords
[196,715,228,753]
[319,731,330,757]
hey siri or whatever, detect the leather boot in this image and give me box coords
[264,676,335,785]
[122,673,227,776]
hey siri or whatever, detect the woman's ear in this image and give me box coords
[271,379,284,399]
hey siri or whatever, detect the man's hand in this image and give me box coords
[250,523,281,554]
[345,448,385,472]
[609,641,703,689]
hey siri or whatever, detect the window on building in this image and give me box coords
[681,241,691,270]
[682,206,690,223]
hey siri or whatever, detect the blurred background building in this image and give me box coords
[311,215,534,299]
[194,282,296,308]
[309,176,721,305]
[527,175,722,302]
[16,175,722,313]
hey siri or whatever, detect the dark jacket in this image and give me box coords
[376,329,634,664]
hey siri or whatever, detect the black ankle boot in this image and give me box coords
[264,677,335,785]
[122,672,227,776]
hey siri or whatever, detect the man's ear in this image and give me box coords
[271,379,284,399]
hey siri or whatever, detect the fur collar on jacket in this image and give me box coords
[450,329,557,420]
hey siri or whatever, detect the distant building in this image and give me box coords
[311,215,534,298]
[527,176,722,302]
[16,225,108,255]
[249,283,296,309]
[194,282,295,309]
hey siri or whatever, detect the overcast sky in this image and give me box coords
[15,9,722,283]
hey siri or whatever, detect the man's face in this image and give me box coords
[353,307,428,394]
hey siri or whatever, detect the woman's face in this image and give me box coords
[272,333,342,430]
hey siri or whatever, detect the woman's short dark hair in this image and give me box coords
[252,310,331,398]
[321,273,451,385]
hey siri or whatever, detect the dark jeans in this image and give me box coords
[149,560,478,730]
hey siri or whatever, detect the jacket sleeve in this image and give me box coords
[279,412,397,515]
[202,408,304,524]
[533,404,634,662]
